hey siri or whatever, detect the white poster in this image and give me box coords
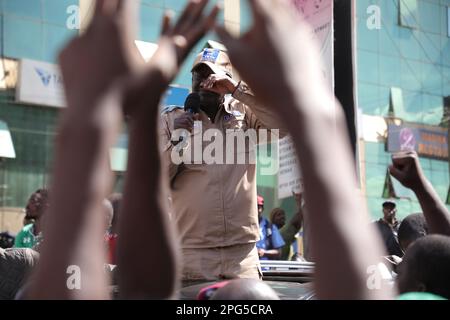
[292,0,334,90]
[277,136,302,199]
[278,0,334,199]
[16,59,65,108]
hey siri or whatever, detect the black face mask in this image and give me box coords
[199,91,223,122]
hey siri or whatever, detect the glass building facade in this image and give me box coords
[0,0,448,231]
[0,0,78,208]
[356,0,450,219]
[0,0,239,232]
[0,0,226,210]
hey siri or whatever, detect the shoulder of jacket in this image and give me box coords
[161,105,184,115]
[225,96,247,117]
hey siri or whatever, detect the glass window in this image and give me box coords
[358,83,383,115]
[365,163,388,197]
[448,7,450,37]
[399,0,419,29]
[390,87,407,119]
[380,55,401,87]
[419,1,441,34]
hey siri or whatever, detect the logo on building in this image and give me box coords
[34,68,52,87]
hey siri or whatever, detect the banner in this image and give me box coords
[278,0,334,199]
[292,0,334,91]
[387,123,448,160]
[16,59,65,108]
[277,136,302,199]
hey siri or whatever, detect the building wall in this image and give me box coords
[1,0,79,62]
[356,0,450,219]
[238,0,450,219]
[2,0,446,228]
[0,0,76,212]
[0,0,234,223]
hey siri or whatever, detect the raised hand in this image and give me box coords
[215,0,392,299]
[117,0,220,299]
[59,0,141,113]
[60,0,220,117]
[390,151,450,236]
[123,0,220,114]
[151,0,220,83]
[200,74,238,95]
[215,0,329,115]
[293,190,304,209]
[389,151,425,191]
[174,112,200,132]
[28,0,220,299]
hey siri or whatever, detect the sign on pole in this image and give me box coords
[278,0,334,199]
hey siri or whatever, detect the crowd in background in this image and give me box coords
[1,0,450,300]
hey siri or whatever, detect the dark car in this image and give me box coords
[178,260,317,300]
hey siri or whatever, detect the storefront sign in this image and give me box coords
[387,124,448,160]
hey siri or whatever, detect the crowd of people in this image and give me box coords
[1,0,450,300]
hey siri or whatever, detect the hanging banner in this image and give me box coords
[278,0,334,199]
[291,0,334,91]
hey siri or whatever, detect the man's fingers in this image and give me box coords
[173,0,199,33]
[184,4,220,48]
[115,0,125,13]
[391,155,413,167]
[392,150,418,160]
[183,118,194,126]
[183,113,195,125]
[94,0,107,16]
[161,10,173,36]
[388,165,405,181]
[118,0,140,42]
[215,26,238,55]
[185,0,209,27]
[176,121,194,131]
[203,4,221,31]
[215,25,247,73]
[102,0,122,15]
[247,0,265,26]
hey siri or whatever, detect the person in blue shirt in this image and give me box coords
[255,195,285,260]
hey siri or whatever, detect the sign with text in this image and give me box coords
[16,59,65,108]
[278,136,302,199]
[387,124,448,160]
[292,0,334,91]
[278,0,334,199]
[16,40,156,109]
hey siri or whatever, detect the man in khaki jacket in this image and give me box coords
[161,48,286,285]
